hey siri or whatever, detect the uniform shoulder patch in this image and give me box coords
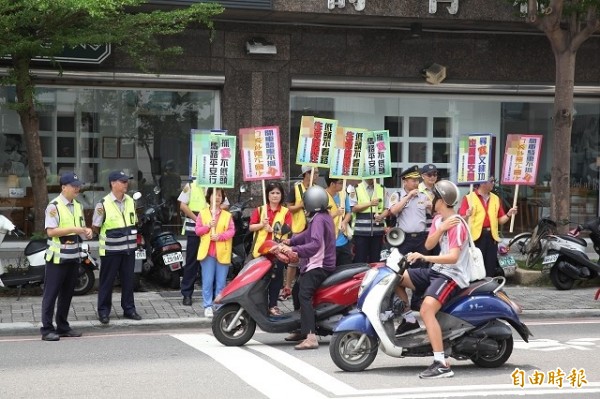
[389,192,400,206]
[183,185,190,193]
[49,208,58,218]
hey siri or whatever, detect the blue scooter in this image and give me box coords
[329,229,531,372]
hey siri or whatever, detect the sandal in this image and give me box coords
[278,287,292,301]
[284,331,306,342]
[269,306,283,316]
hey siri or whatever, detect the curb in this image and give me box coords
[0,317,213,337]
[3,309,599,338]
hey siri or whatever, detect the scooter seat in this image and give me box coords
[321,263,370,287]
[556,234,587,247]
[24,239,48,256]
[460,278,501,296]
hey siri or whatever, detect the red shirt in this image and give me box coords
[458,190,506,228]
[249,204,293,241]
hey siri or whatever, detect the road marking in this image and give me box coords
[173,333,328,399]
[249,343,358,396]
[515,338,600,351]
[174,332,600,398]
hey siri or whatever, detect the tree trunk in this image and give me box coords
[13,56,48,235]
[550,49,576,231]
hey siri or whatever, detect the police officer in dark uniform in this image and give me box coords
[93,170,141,324]
[41,172,93,341]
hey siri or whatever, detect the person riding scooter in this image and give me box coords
[277,185,337,350]
[394,180,469,379]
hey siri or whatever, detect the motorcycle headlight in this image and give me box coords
[358,268,378,298]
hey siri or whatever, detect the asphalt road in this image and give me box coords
[1,318,599,398]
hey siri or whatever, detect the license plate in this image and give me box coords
[163,252,183,266]
[542,253,559,264]
[135,250,146,260]
[498,255,516,267]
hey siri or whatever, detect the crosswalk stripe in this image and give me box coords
[249,342,358,396]
[173,333,328,399]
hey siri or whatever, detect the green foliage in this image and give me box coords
[0,0,223,75]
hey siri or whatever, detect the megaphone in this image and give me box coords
[385,227,406,247]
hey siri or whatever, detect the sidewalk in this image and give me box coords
[1,285,599,337]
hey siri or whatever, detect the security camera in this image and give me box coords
[245,38,277,55]
[421,63,447,85]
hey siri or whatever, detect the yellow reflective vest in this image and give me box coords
[45,196,85,264]
[197,208,233,264]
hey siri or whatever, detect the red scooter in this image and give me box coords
[211,224,371,347]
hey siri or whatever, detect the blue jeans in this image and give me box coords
[200,256,229,308]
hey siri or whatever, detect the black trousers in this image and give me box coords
[398,233,429,269]
[336,241,354,267]
[180,234,201,298]
[352,234,384,263]
[98,252,136,317]
[40,260,79,335]
[268,261,285,308]
[474,229,499,277]
[298,268,331,335]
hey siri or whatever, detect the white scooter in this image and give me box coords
[0,215,97,299]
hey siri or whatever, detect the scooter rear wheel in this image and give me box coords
[550,264,575,290]
[329,331,378,372]
[212,304,256,346]
[470,336,513,368]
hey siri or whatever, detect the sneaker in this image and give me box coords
[395,319,420,336]
[204,307,213,318]
[419,361,454,379]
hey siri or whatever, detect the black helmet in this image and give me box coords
[433,180,459,207]
[303,185,329,213]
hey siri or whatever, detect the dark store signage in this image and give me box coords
[34,44,111,64]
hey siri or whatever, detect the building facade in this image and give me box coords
[1,0,599,234]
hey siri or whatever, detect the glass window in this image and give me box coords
[0,86,219,233]
[290,92,600,230]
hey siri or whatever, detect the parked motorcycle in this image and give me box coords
[211,223,372,346]
[538,218,600,290]
[133,190,184,289]
[0,215,97,299]
[229,187,253,279]
[329,228,531,372]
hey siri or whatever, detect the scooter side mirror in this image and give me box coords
[132,192,142,201]
[153,186,161,195]
[239,185,247,193]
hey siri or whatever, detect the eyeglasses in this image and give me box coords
[424,172,438,177]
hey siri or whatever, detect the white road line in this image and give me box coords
[173,332,600,399]
[173,333,327,399]
[248,342,358,396]
[334,383,600,398]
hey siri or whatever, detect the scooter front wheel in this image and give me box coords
[73,267,95,296]
[212,304,256,346]
[329,331,378,372]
